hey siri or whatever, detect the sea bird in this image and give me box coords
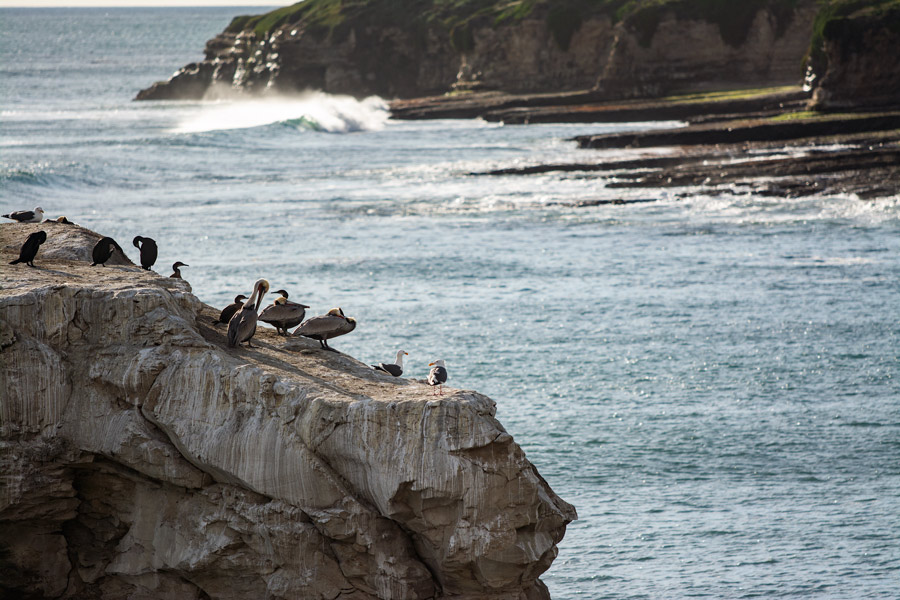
[259,294,310,335]
[427,360,448,395]
[373,350,408,377]
[292,308,356,352]
[9,231,47,267]
[227,279,270,348]
[91,236,124,266]
[170,261,188,279]
[218,294,248,324]
[132,236,158,270]
[2,206,44,223]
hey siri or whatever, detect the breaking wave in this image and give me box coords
[172,92,389,134]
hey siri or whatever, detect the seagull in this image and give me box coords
[9,231,47,267]
[292,307,356,352]
[91,236,124,266]
[427,360,448,395]
[170,261,188,279]
[259,294,310,335]
[2,206,44,223]
[217,294,248,324]
[227,279,270,348]
[132,236,158,270]
[373,350,408,377]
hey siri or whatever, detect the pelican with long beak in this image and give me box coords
[227,279,270,348]
[373,350,408,377]
[292,307,356,352]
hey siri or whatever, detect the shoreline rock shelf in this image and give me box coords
[0,223,576,600]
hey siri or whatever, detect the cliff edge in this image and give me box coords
[0,222,576,600]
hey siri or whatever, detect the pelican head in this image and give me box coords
[56,216,70,223]
[326,307,345,318]
[274,296,287,306]
[252,279,270,311]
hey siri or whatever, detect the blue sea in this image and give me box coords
[2,7,899,599]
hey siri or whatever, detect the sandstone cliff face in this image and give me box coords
[136,14,617,101]
[136,2,820,102]
[808,6,900,110]
[0,222,575,600]
[597,1,819,99]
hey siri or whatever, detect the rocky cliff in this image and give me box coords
[0,222,576,600]
[136,0,818,102]
[806,0,900,109]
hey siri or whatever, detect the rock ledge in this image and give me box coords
[0,223,576,600]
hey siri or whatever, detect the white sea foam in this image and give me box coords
[172,92,389,134]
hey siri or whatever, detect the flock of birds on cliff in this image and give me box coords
[4,206,450,394]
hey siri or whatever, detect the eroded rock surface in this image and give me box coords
[0,223,576,600]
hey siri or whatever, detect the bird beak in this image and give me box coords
[301,304,310,309]
[404,352,409,356]
[428,362,435,366]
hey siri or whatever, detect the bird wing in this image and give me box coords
[228,307,257,346]
[293,314,344,337]
[382,364,402,377]
[428,366,448,385]
[259,303,306,324]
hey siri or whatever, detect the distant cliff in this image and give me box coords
[806,0,900,109]
[0,222,576,600]
[136,0,820,102]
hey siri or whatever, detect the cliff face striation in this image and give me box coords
[136,0,818,102]
[0,222,576,600]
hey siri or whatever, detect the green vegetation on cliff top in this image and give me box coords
[807,0,900,77]
[226,0,804,51]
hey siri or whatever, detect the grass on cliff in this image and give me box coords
[225,0,807,52]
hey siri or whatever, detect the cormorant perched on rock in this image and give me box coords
[227,279,270,348]
[2,206,44,223]
[9,231,47,267]
[217,294,248,324]
[132,236,158,270]
[427,360,448,395]
[373,350,408,377]
[292,308,356,352]
[259,292,310,335]
[170,262,188,278]
[91,237,123,266]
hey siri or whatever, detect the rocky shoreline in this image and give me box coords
[1,222,576,600]
[391,87,900,200]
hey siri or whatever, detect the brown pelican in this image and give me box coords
[259,294,310,335]
[427,360,448,395]
[91,237,124,266]
[42,216,72,224]
[9,231,47,267]
[227,279,270,348]
[2,206,44,223]
[170,261,188,278]
[292,307,356,352]
[373,350,408,376]
[132,236,158,270]
[217,294,248,324]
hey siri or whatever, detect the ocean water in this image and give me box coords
[2,7,899,599]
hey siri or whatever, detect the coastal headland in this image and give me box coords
[135,0,900,200]
[0,222,576,600]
